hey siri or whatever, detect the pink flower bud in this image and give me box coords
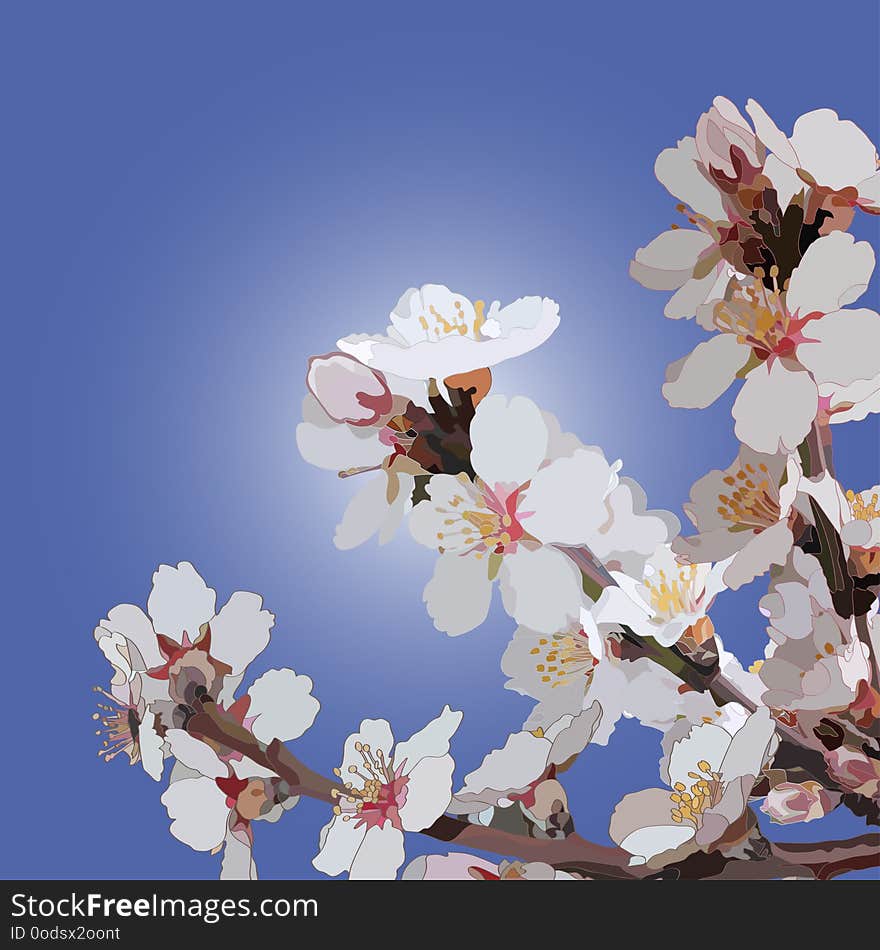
[824,746,880,797]
[695,97,762,181]
[306,352,393,426]
[761,781,838,825]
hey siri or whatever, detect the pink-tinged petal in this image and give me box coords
[732,363,818,454]
[786,233,874,317]
[799,308,880,387]
[161,777,229,852]
[403,853,498,880]
[306,352,392,427]
[399,754,456,832]
[422,553,493,637]
[630,229,715,291]
[210,591,274,675]
[147,562,216,642]
[663,334,749,409]
[349,825,406,880]
[165,729,227,778]
[245,668,320,744]
[296,394,388,472]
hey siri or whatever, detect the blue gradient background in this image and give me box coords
[4,2,878,879]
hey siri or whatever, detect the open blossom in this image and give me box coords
[842,485,880,549]
[662,231,879,453]
[336,284,560,381]
[409,394,676,635]
[760,781,839,825]
[93,562,275,775]
[313,706,462,880]
[609,709,777,866]
[297,352,433,550]
[758,551,872,713]
[745,100,880,214]
[592,544,729,647]
[673,446,800,590]
[161,723,306,880]
[451,704,602,823]
[403,852,576,880]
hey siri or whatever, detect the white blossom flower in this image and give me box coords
[337,285,560,381]
[402,852,576,880]
[160,670,319,879]
[673,447,801,590]
[745,100,880,213]
[409,394,675,635]
[451,704,602,818]
[313,706,462,880]
[758,551,872,712]
[662,232,879,453]
[93,562,275,774]
[842,485,880,549]
[592,544,730,647]
[609,709,777,866]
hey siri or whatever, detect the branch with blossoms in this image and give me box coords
[92,97,880,881]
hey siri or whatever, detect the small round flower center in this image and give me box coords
[332,741,409,830]
[92,686,142,764]
[669,760,723,827]
[435,475,527,557]
[846,489,879,523]
[717,462,781,532]
[418,299,486,340]
[712,269,794,358]
[644,565,702,621]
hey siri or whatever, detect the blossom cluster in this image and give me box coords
[92,98,880,880]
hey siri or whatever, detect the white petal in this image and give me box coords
[161,777,229,852]
[523,449,617,543]
[147,562,216,642]
[342,719,395,774]
[220,828,257,880]
[609,787,695,861]
[210,591,274,675]
[663,335,748,408]
[764,154,804,210]
[423,553,493,637]
[469,394,548,487]
[722,521,794,590]
[393,706,463,772]
[594,583,653,639]
[745,99,799,167]
[312,816,367,877]
[246,668,320,743]
[858,170,880,210]
[654,136,726,220]
[408,475,464,549]
[139,710,166,781]
[786,233,874,317]
[334,475,401,550]
[668,723,731,791]
[165,730,227,778]
[399,755,455,831]
[349,825,406,880]
[664,267,725,320]
[499,547,584,633]
[719,707,776,782]
[296,394,388,471]
[101,604,164,670]
[799,309,880,386]
[547,702,603,763]
[620,825,695,865]
[458,731,550,801]
[630,230,715,291]
[733,362,818,454]
[790,108,878,192]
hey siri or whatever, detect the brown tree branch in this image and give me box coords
[184,698,879,880]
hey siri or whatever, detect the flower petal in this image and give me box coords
[654,136,726,220]
[246,668,320,743]
[668,722,731,791]
[312,815,368,877]
[786,233,874,317]
[422,553,493,637]
[733,362,818,454]
[296,394,388,471]
[210,591,274,675]
[161,777,229,852]
[220,827,257,880]
[399,754,455,831]
[722,520,794,590]
[139,710,166,781]
[799,308,880,387]
[499,547,584,633]
[630,229,715,291]
[334,474,409,550]
[101,604,164,670]
[789,108,878,192]
[663,334,749,409]
[469,394,548,487]
[393,705,463,772]
[744,99,799,167]
[147,562,216,642]
[349,825,406,880]
[609,788,695,864]
[165,729,227,778]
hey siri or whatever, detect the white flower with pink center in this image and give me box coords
[313,706,463,880]
[409,395,634,636]
[662,231,880,453]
